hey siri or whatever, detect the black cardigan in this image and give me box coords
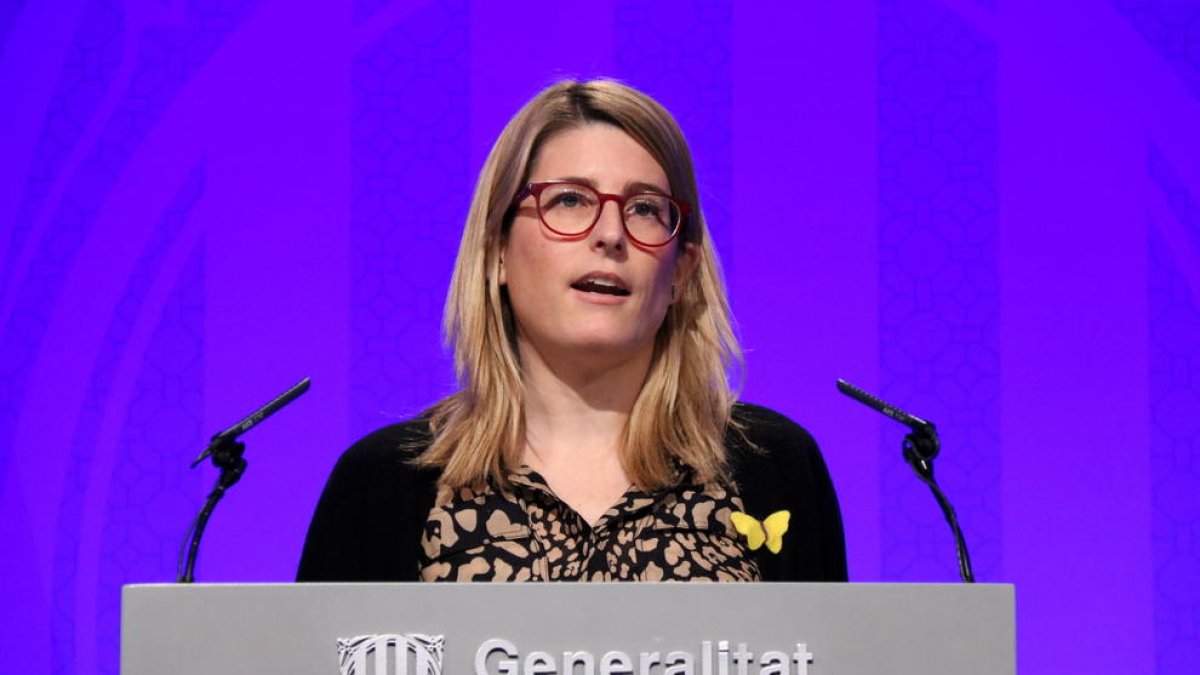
[297,403,847,582]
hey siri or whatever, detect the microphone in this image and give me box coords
[191,377,311,468]
[177,376,311,583]
[836,378,938,465]
[835,378,934,431]
[836,378,973,583]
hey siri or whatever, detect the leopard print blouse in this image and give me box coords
[418,467,761,582]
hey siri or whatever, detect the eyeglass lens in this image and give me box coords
[537,183,681,245]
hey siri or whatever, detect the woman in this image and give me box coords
[297,80,846,582]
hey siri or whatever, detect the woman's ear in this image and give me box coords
[672,242,700,302]
[498,247,507,286]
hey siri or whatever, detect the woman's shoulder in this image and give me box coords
[298,417,438,582]
[345,416,433,454]
[726,402,847,582]
[726,401,833,495]
[326,417,438,483]
[728,402,819,460]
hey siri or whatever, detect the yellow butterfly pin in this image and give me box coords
[731,510,791,554]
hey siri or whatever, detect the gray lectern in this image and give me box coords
[122,583,1013,674]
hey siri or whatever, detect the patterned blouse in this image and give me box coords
[418,467,761,582]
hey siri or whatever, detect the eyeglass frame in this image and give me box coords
[513,180,690,248]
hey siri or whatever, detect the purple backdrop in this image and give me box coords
[2,1,1199,673]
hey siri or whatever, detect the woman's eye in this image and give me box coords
[627,199,663,218]
[547,191,588,209]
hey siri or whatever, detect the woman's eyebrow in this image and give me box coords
[548,177,671,195]
[625,181,668,195]
[555,175,595,187]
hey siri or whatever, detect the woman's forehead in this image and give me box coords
[527,124,669,191]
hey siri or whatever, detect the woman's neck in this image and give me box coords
[518,338,653,464]
[517,339,652,523]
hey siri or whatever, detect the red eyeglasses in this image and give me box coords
[514,181,689,247]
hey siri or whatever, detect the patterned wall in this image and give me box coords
[52,167,206,675]
[876,0,1000,581]
[1117,0,1200,100]
[349,0,468,437]
[3,1,256,673]
[1,1,1198,674]
[616,0,735,264]
[1147,145,1200,673]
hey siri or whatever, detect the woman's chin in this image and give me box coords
[557,333,654,362]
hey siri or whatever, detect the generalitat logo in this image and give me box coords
[337,634,445,675]
[337,635,815,674]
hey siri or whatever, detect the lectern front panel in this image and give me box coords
[122,582,1013,674]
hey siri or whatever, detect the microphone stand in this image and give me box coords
[177,437,246,583]
[176,377,311,583]
[837,379,975,583]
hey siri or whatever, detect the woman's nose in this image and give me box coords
[590,198,627,251]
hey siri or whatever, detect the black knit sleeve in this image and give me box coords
[728,403,848,582]
[296,421,438,582]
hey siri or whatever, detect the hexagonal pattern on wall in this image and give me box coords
[615,0,734,269]
[50,166,205,675]
[0,0,125,502]
[95,244,204,675]
[349,0,467,438]
[1114,0,1200,100]
[877,0,1001,581]
[1148,145,1200,675]
[5,3,257,673]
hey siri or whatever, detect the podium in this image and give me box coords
[122,583,1013,674]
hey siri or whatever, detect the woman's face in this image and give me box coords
[501,123,696,369]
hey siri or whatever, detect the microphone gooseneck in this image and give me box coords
[836,378,975,583]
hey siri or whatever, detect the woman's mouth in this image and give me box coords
[570,273,631,297]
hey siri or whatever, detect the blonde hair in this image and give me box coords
[417,79,742,491]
